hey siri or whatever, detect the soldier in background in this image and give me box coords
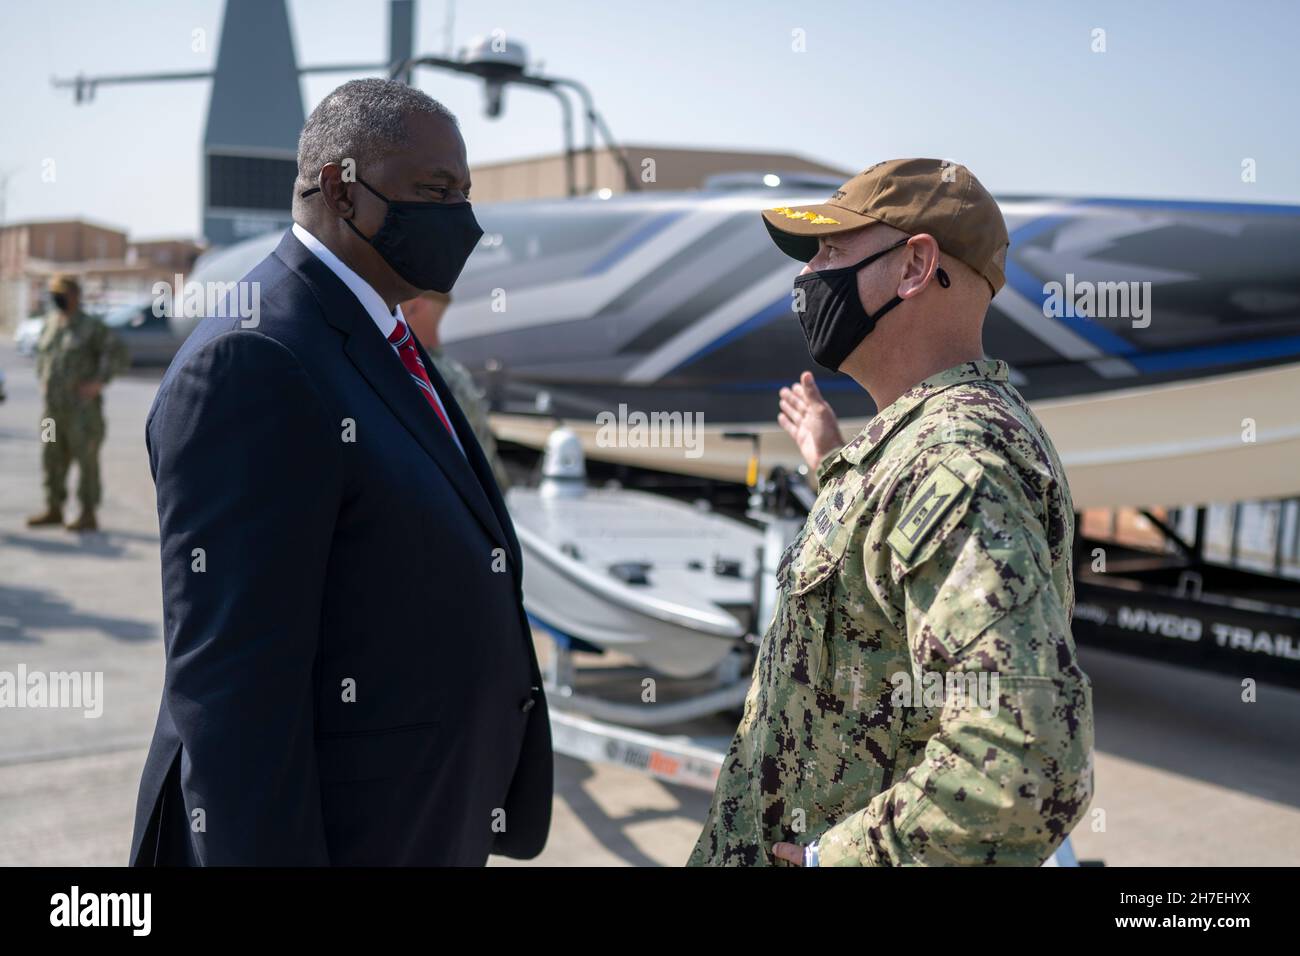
[689,159,1094,866]
[402,289,511,490]
[26,275,129,532]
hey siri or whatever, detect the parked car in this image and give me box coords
[13,301,180,367]
[102,301,182,366]
[13,315,44,356]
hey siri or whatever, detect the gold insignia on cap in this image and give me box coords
[768,206,840,225]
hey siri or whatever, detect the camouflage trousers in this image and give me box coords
[39,400,106,512]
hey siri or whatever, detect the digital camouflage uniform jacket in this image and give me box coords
[689,359,1094,866]
[34,309,129,412]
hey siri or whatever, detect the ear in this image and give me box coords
[897,233,940,299]
[317,163,356,219]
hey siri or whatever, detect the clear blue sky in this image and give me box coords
[1,0,1296,240]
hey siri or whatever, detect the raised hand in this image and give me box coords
[778,371,844,473]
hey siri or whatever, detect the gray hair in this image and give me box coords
[294,78,458,201]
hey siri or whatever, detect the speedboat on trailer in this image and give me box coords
[438,185,1300,511]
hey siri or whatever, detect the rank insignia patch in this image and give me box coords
[887,463,969,562]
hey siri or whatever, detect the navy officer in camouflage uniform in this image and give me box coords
[688,159,1094,866]
[26,274,129,532]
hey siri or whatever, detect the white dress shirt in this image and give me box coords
[291,223,465,457]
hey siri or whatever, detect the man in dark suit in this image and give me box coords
[130,78,552,865]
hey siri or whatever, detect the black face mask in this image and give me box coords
[793,238,949,372]
[301,178,483,293]
[51,293,69,313]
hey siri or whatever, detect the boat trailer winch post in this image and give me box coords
[721,432,815,634]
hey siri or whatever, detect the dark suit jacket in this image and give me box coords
[130,230,552,865]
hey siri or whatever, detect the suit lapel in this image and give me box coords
[346,323,513,556]
[274,231,513,560]
[412,336,522,572]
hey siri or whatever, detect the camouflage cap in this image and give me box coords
[761,158,1009,296]
[48,273,81,296]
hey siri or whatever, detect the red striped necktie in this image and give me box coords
[386,318,456,439]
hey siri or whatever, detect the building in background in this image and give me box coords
[469,145,850,203]
[0,219,202,330]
